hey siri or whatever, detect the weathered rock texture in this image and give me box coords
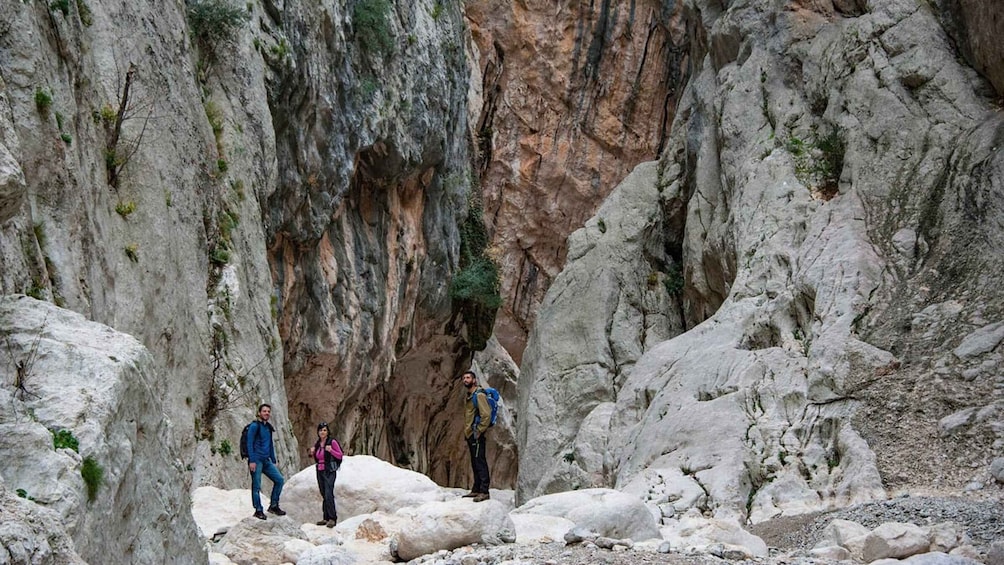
[0,0,294,495]
[0,0,506,558]
[0,0,509,506]
[0,296,203,564]
[260,0,515,489]
[935,0,1004,97]
[518,0,1004,525]
[0,481,85,565]
[466,0,688,363]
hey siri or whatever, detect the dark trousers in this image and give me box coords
[316,468,338,522]
[467,434,490,494]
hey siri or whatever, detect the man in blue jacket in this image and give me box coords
[247,403,286,520]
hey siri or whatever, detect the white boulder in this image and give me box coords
[513,488,660,541]
[850,522,931,562]
[393,498,515,561]
[192,486,253,539]
[282,455,449,525]
[813,518,871,549]
[216,515,309,565]
[659,512,768,558]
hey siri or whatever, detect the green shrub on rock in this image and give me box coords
[187,0,249,51]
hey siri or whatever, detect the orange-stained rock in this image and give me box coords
[467,0,689,363]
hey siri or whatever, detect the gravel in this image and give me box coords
[751,493,1004,552]
[410,492,1003,565]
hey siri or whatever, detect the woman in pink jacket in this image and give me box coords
[310,422,343,527]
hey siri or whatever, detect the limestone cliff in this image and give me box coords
[0,0,296,497]
[0,0,495,560]
[518,0,1004,524]
[259,0,515,489]
[466,0,688,363]
[0,297,203,564]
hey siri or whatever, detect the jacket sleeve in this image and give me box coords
[328,439,344,460]
[475,391,492,435]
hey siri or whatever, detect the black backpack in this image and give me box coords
[239,421,254,460]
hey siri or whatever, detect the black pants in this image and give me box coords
[467,434,490,494]
[315,468,337,522]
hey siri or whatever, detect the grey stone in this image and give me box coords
[563,526,597,544]
[991,457,1004,483]
[953,322,1004,360]
[0,142,25,224]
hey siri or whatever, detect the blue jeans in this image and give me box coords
[250,460,284,512]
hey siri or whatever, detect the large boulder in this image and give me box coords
[280,455,449,525]
[849,522,933,562]
[659,512,768,558]
[813,518,871,549]
[0,296,203,564]
[512,488,660,541]
[215,516,309,565]
[0,480,85,565]
[393,498,515,561]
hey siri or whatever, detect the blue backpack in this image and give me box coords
[472,387,500,427]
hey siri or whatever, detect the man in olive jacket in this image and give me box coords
[461,370,492,502]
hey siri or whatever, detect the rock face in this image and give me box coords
[0,0,497,557]
[260,0,512,490]
[466,0,689,363]
[0,296,203,564]
[0,0,499,503]
[517,0,1004,524]
[935,0,1004,96]
[0,482,85,565]
[517,161,683,498]
[0,0,294,492]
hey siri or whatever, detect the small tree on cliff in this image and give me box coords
[450,189,502,351]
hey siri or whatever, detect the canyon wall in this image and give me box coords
[0,0,500,558]
[466,0,688,363]
[517,0,1004,523]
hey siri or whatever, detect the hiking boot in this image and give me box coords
[315,520,327,526]
[253,511,267,520]
[472,493,490,502]
[267,506,287,516]
[461,491,478,498]
[326,520,336,528]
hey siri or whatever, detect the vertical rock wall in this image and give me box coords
[260,0,508,488]
[0,0,293,492]
[466,0,688,363]
[0,297,203,564]
[0,0,495,558]
[518,0,1004,522]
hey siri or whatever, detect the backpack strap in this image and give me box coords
[246,421,259,460]
[471,388,488,431]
